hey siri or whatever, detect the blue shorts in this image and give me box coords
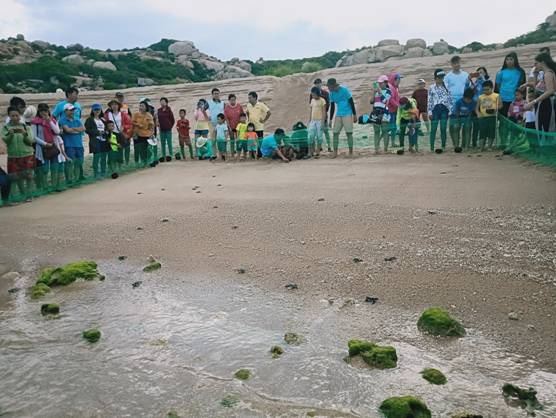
[66,147,84,160]
[195,130,209,137]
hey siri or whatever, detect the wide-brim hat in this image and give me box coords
[147,137,158,146]
[196,137,208,148]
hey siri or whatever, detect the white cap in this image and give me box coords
[63,103,75,111]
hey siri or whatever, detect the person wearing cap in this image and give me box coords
[387,73,403,147]
[311,79,332,152]
[412,79,430,134]
[59,102,86,183]
[427,69,453,152]
[327,78,357,157]
[369,75,392,153]
[52,87,82,120]
[105,99,133,165]
[132,101,155,167]
[85,104,109,179]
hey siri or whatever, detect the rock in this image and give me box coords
[284,332,304,345]
[93,61,117,71]
[167,412,180,418]
[143,258,162,272]
[462,47,473,54]
[8,287,20,294]
[405,38,427,49]
[494,43,504,50]
[62,54,85,65]
[41,303,60,316]
[508,312,519,320]
[285,283,298,290]
[0,264,10,276]
[421,368,447,385]
[215,65,254,80]
[137,77,154,87]
[432,40,450,55]
[67,43,84,51]
[168,41,196,56]
[2,271,20,280]
[428,210,437,215]
[190,51,201,59]
[546,12,556,31]
[502,383,542,411]
[31,40,50,49]
[317,197,325,202]
[198,58,225,72]
[451,413,484,418]
[352,257,363,263]
[418,307,466,337]
[384,256,397,262]
[231,225,238,230]
[365,296,378,304]
[379,396,431,418]
[236,267,247,274]
[132,281,142,288]
[234,369,251,380]
[83,328,101,343]
[422,49,433,57]
[136,227,143,231]
[160,218,170,223]
[235,60,252,72]
[404,47,425,59]
[37,261,100,287]
[220,395,239,408]
[375,44,404,62]
[270,345,284,358]
[16,34,24,41]
[377,39,400,47]
[118,256,127,261]
[176,55,195,69]
[347,339,397,369]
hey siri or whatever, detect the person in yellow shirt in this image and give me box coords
[235,113,249,161]
[308,87,327,157]
[132,100,155,166]
[475,80,502,151]
[246,91,271,155]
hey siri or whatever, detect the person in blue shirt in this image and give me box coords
[52,87,82,120]
[327,78,357,158]
[59,103,85,183]
[453,88,477,151]
[495,52,526,115]
[208,88,225,144]
[260,129,290,162]
[444,56,469,150]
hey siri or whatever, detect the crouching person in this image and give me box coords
[260,129,291,162]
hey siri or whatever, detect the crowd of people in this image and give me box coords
[1,48,555,204]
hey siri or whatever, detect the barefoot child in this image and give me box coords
[176,109,193,160]
[215,113,229,161]
[308,87,326,157]
[246,123,258,159]
[453,88,477,151]
[1,106,35,200]
[475,80,501,151]
[105,120,123,178]
[235,113,248,161]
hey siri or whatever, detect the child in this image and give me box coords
[85,104,109,179]
[176,109,193,160]
[475,80,501,151]
[1,106,35,201]
[235,113,248,161]
[196,136,214,160]
[215,113,229,161]
[31,103,63,191]
[105,120,123,178]
[396,97,420,153]
[260,129,290,162]
[246,123,258,159]
[369,75,392,154]
[524,89,538,151]
[453,88,477,151]
[412,79,430,134]
[308,87,326,157]
[508,88,526,123]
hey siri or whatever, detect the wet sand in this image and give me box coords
[1,151,555,373]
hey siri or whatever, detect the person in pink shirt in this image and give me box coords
[224,94,243,157]
[508,88,526,123]
[388,72,402,147]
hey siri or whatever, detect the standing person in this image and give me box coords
[235,113,249,161]
[453,88,477,151]
[0,167,11,206]
[521,47,551,93]
[105,120,123,179]
[444,56,469,150]
[224,94,243,158]
[467,67,490,148]
[176,109,193,160]
[1,106,35,201]
[194,98,211,141]
[396,97,420,154]
[428,69,453,153]
[387,73,402,147]
[312,78,332,152]
[59,103,85,183]
[115,92,132,116]
[105,100,132,166]
[132,100,155,167]
[208,88,225,152]
[246,91,271,153]
[308,87,327,157]
[157,97,176,162]
[85,104,109,179]
[412,79,430,134]
[476,80,502,151]
[369,75,392,154]
[507,88,526,146]
[52,87,82,120]
[214,113,229,161]
[524,53,556,133]
[245,123,259,159]
[327,78,357,157]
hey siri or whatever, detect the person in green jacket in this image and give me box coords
[1,106,35,201]
[396,97,420,154]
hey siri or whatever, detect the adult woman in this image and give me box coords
[427,69,453,152]
[132,100,155,166]
[105,100,132,165]
[495,52,526,117]
[387,72,402,147]
[525,53,556,133]
[85,104,109,179]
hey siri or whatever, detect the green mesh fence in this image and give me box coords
[2,116,555,205]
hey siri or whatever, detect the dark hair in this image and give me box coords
[9,96,26,109]
[65,87,78,97]
[7,106,20,114]
[463,88,475,99]
[89,109,105,118]
[239,112,247,118]
[450,55,461,64]
[106,120,114,125]
[483,80,494,89]
[539,47,550,54]
[247,122,255,130]
[248,91,258,99]
[115,92,124,98]
[37,103,50,113]
[515,88,524,96]
[160,97,168,104]
[179,108,186,113]
[313,78,322,84]
[108,99,121,109]
[476,66,490,80]
[275,128,285,136]
[211,88,220,94]
[310,86,321,96]
[217,113,225,119]
[502,52,522,70]
[535,52,556,75]
[228,93,236,100]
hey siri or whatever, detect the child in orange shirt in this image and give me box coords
[246,122,258,159]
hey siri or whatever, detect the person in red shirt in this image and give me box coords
[412,79,430,134]
[176,109,193,160]
[224,94,243,157]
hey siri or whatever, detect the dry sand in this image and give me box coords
[1,151,555,370]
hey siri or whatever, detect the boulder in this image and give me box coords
[432,40,450,55]
[421,368,447,385]
[168,41,196,56]
[62,54,85,65]
[347,339,397,369]
[16,34,24,41]
[375,44,404,62]
[404,47,425,58]
[380,396,431,418]
[67,43,84,51]
[190,51,201,59]
[417,307,466,337]
[406,38,427,49]
[352,49,373,65]
[215,66,254,80]
[423,49,433,57]
[93,61,117,71]
[494,43,504,50]
[83,328,101,343]
[546,12,556,31]
[235,60,252,72]
[377,39,399,47]
[32,40,50,49]
[37,261,100,287]
[461,47,473,54]
[198,59,225,72]
[137,77,154,87]
[2,271,20,281]
[176,56,195,69]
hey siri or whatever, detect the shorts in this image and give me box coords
[194,130,209,137]
[179,136,192,146]
[333,116,354,134]
[479,117,496,139]
[66,146,84,160]
[7,155,35,178]
[216,141,227,153]
[247,139,258,152]
[236,140,248,153]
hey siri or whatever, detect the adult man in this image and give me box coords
[59,103,85,182]
[311,79,331,151]
[260,129,290,162]
[327,78,357,157]
[444,56,469,148]
[157,97,176,162]
[246,91,271,140]
[53,87,82,120]
[208,88,225,138]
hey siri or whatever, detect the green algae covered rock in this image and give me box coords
[166,411,180,418]
[348,339,377,356]
[270,345,284,358]
[143,260,162,272]
[234,369,251,380]
[347,339,397,369]
[421,368,447,385]
[37,261,100,287]
[451,413,483,418]
[41,303,60,315]
[502,383,542,411]
[379,396,431,418]
[417,307,465,337]
[83,328,101,343]
[284,332,304,345]
[220,395,239,408]
[30,282,51,299]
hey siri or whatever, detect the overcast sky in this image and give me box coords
[1,0,554,60]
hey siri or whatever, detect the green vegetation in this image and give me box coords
[166,411,180,418]
[421,368,447,385]
[37,261,100,287]
[284,332,304,345]
[220,395,239,408]
[505,22,556,48]
[417,307,466,337]
[347,339,398,369]
[233,369,251,380]
[250,51,343,77]
[143,260,162,272]
[83,328,101,343]
[270,345,284,358]
[379,396,431,418]
[30,282,51,299]
[502,383,542,411]
[41,303,60,316]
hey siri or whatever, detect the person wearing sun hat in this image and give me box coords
[427,68,453,153]
[327,78,357,157]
